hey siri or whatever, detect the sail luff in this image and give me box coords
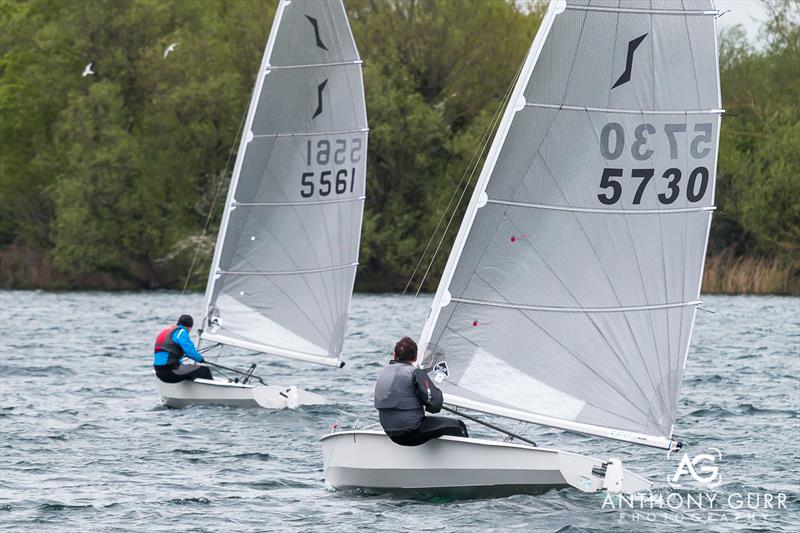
[444,392,677,450]
[417,0,564,354]
[201,0,288,332]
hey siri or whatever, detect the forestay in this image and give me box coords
[201,0,367,367]
[419,0,721,449]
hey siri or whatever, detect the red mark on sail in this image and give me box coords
[471,320,494,327]
[510,234,528,243]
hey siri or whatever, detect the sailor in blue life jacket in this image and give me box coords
[374,336,468,446]
[153,315,213,383]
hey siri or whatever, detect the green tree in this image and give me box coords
[714,0,800,268]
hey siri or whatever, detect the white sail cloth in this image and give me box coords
[421,0,721,446]
[202,0,367,365]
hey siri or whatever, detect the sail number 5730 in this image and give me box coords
[597,122,713,205]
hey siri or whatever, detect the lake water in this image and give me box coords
[1,291,798,531]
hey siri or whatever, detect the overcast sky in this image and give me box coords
[714,0,770,43]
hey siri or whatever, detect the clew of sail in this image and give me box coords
[201,0,367,367]
[419,0,721,449]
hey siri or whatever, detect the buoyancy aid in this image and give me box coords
[154,325,183,365]
[374,361,425,431]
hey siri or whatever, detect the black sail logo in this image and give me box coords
[305,15,328,50]
[312,79,328,119]
[611,33,648,89]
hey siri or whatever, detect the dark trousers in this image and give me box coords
[386,416,469,446]
[154,363,212,384]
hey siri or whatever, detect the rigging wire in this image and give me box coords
[177,105,248,353]
[376,57,526,346]
[180,110,248,302]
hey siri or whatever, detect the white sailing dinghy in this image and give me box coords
[322,0,722,494]
[158,0,367,409]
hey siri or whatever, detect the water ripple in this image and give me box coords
[0,291,798,532]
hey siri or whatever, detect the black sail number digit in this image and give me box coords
[335,169,348,194]
[319,170,332,196]
[598,168,623,205]
[687,166,709,202]
[631,168,654,204]
[300,172,314,198]
[658,168,681,204]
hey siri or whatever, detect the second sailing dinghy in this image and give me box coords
[158,0,367,409]
[323,0,721,494]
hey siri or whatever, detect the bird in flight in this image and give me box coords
[81,62,94,77]
[163,42,178,59]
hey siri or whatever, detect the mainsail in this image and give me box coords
[201,0,367,367]
[420,0,721,449]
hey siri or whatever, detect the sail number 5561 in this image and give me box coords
[301,137,363,198]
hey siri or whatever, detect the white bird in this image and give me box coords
[81,62,94,77]
[163,42,178,59]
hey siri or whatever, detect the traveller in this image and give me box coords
[153,315,213,383]
[374,336,468,446]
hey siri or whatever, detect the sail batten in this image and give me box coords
[267,59,363,70]
[201,0,366,366]
[486,198,714,214]
[420,0,720,447]
[524,103,723,115]
[450,298,701,314]
[254,127,368,139]
[218,263,357,276]
[566,6,716,16]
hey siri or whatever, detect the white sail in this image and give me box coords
[201,0,367,367]
[420,0,722,449]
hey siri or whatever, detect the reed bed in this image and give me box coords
[703,251,799,295]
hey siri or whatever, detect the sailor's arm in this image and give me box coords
[173,328,204,363]
[412,368,443,413]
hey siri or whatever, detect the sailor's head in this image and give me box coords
[394,337,417,363]
[177,314,194,329]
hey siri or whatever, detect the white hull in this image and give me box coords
[321,430,651,496]
[156,377,327,409]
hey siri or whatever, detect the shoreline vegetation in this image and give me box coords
[1,0,798,295]
[1,244,797,296]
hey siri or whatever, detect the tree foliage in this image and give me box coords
[0,0,796,291]
[713,0,800,268]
